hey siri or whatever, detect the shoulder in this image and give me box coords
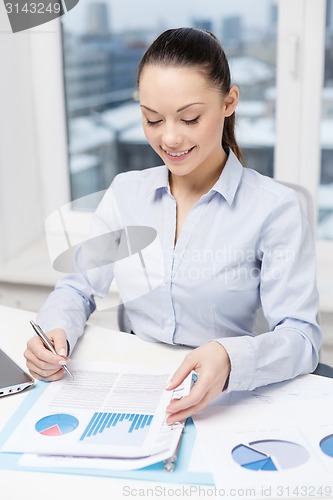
[93,165,167,226]
[111,165,166,191]
[98,166,167,207]
[240,168,299,209]
[239,169,312,241]
[235,168,307,233]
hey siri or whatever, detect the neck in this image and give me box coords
[169,149,228,198]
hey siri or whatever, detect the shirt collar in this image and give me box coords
[147,149,243,204]
[146,165,169,194]
[211,149,243,205]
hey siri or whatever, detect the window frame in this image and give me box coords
[274,0,326,225]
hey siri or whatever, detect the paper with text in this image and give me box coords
[1,361,191,459]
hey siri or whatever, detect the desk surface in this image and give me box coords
[0,305,193,500]
[2,305,333,500]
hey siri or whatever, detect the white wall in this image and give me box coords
[0,11,70,263]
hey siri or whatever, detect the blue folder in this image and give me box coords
[0,382,214,485]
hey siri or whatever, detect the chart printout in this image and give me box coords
[193,375,333,497]
[1,361,191,458]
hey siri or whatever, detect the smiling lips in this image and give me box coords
[163,146,195,159]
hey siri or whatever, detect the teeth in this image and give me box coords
[166,149,189,157]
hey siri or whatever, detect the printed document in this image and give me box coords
[1,361,191,460]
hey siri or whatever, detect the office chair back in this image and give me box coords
[278,181,315,236]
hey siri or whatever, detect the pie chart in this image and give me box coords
[232,439,309,471]
[320,434,333,458]
[35,414,79,436]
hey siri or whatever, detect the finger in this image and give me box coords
[29,366,65,382]
[166,367,226,415]
[167,375,209,413]
[51,331,68,358]
[24,344,66,382]
[25,350,61,373]
[166,389,214,425]
[26,353,63,377]
[24,350,61,375]
[165,355,195,391]
[26,337,65,365]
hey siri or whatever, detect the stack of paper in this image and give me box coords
[1,361,191,470]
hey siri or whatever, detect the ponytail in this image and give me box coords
[222,113,245,166]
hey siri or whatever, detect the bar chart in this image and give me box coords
[80,412,154,447]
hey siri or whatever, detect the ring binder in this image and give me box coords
[163,420,186,472]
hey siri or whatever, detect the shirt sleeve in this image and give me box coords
[37,185,122,353]
[217,189,323,392]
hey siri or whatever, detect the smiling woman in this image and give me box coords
[139,66,233,188]
[137,28,243,172]
[24,27,323,427]
[137,29,240,242]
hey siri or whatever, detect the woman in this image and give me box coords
[24,28,322,425]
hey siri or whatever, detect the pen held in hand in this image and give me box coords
[29,320,74,380]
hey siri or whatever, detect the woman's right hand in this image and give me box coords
[24,328,69,381]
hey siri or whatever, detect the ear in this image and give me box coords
[224,86,239,117]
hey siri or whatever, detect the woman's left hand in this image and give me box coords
[165,341,231,425]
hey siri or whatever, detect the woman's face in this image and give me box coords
[139,65,238,180]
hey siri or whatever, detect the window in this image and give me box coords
[2,0,332,310]
[61,0,278,202]
[319,0,333,240]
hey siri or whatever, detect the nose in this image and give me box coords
[162,123,182,149]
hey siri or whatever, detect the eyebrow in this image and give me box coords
[140,103,205,113]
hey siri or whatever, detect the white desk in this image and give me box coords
[0,305,193,500]
[1,305,333,500]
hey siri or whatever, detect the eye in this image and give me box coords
[145,119,162,127]
[182,116,200,125]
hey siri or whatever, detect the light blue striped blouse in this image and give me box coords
[38,151,322,392]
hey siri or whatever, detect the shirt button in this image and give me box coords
[166,319,173,326]
[164,276,169,284]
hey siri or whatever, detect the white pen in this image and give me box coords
[30,320,74,379]
[164,420,186,472]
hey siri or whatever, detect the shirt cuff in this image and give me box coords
[36,317,79,356]
[215,335,256,392]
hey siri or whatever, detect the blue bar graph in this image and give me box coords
[80,412,154,447]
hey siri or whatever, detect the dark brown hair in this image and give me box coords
[137,27,244,165]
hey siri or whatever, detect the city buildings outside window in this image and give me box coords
[62,1,333,240]
[61,0,278,202]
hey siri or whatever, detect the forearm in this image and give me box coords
[37,274,96,353]
[217,320,322,392]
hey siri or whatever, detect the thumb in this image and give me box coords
[49,329,68,358]
[165,356,193,391]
